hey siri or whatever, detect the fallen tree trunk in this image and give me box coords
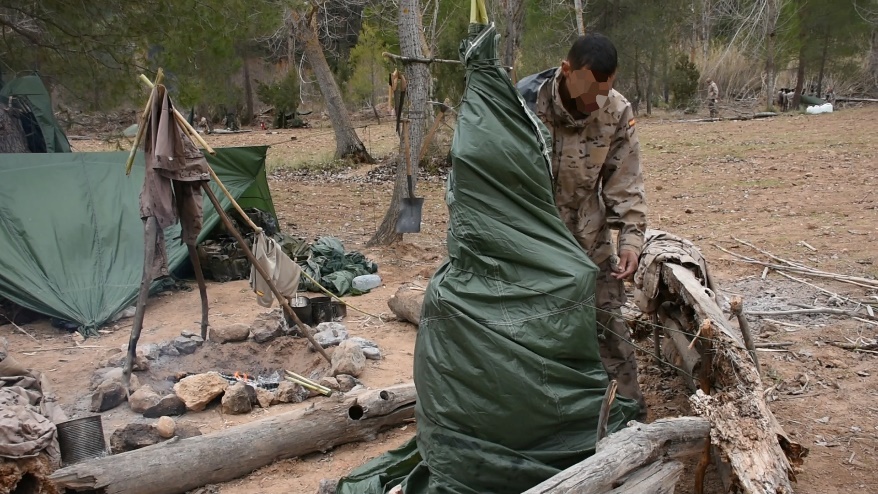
[522,417,709,494]
[387,285,424,326]
[660,264,807,493]
[50,384,416,494]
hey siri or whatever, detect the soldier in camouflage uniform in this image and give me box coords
[706,78,719,118]
[518,33,647,416]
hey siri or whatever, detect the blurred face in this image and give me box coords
[561,60,615,113]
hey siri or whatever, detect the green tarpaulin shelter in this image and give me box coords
[338,16,638,494]
[0,75,71,153]
[0,146,273,330]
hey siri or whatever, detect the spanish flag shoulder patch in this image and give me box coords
[628,118,636,128]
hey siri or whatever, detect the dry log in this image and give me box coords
[522,417,710,494]
[387,285,424,326]
[50,384,416,494]
[606,461,684,494]
[660,264,807,493]
[0,454,59,494]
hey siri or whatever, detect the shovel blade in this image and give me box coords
[396,198,424,233]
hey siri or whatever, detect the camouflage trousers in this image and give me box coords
[595,259,647,417]
[708,98,718,118]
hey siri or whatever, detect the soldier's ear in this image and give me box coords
[561,60,571,75]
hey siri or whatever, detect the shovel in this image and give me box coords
[396,119,423,233]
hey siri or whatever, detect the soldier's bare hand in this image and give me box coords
[612,250,638,280]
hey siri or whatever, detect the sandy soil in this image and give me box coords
[3,105,878,493]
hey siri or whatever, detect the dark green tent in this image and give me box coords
[0,75,71,153]
[0,146,273,329]
[337,16,637,494]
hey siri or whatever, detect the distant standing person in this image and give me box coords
[706,78,719,118]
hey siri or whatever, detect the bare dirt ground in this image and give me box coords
[3,105,878,493]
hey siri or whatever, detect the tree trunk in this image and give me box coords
[50,384,416,494]
[242,55,254,125]
[646,46,657,115]
[792,44,805,109]
[501,0,527,70]
[816,28,830,98]
[367,0,431,246]
[293,9,373,163]
[573,0,586,36]
[871,30,878,88]
[522,417,710,493]
[765,0,778,111]
[0,107,29,153]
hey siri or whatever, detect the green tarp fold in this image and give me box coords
[0,146,272,330]
[338,22,637,494]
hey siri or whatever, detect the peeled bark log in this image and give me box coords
[387,285,424,326]
[660,264,806,493]
[522,417,710,494]
[606,461,684,494]
[50,384,416,494]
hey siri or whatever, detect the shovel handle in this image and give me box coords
[403,119,414,197]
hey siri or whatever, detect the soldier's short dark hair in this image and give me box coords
[566,33,617,82]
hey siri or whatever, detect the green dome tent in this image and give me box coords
[0,146,274,330]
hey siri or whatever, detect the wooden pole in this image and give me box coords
[123,216,157,391]
[200,183,332,364]
[730,296,760,375]
[187,244,210,339]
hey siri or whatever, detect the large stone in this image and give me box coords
[143,394,187,418]
[189,335,204,346]
[272,381,306,404]
[172,336,198,355]
[221,383,252,414]
[319,376,341,391]
[174,423,202,439]
[317,478,339,494]
[110,423,161,453]
[210,323,250,343]
[181,330,196,338]
[251,324,281,344]
[141,343,161,360]
[313,322,349,349]
[159,340,180,357]
[361,347,382,360]
[174,372,229,411]
[350,337,382,360]
[255,387,274,409]
[129,385,162,413]
[252,311,286,343]
[90,380,127,412]
[104,351,149,371]
[155,416,176,439]
[91,368,140,391]
[331,340,366,378]
[335,374,361,392]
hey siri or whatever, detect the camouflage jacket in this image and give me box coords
[517,68,647,265]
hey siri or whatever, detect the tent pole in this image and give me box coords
[123,216,158,391]
[187,244,210,339]
[200,183,333,364]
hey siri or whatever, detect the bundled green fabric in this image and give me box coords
[338,21,638,494]
[299,236,378,296]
